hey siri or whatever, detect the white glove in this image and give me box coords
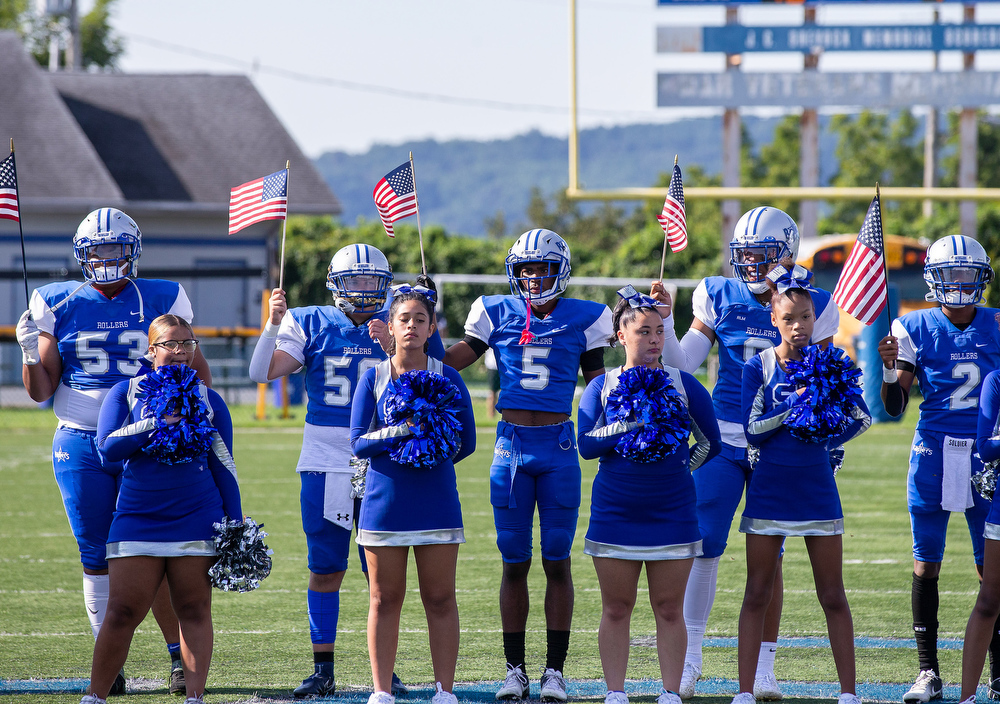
[16,310,40,365]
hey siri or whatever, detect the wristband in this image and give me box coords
[262,320,280,337]
[882,366,898,384]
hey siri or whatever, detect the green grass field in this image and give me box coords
[0,400,988,704]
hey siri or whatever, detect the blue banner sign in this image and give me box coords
[695,24,1000,52]
[656,71,1000,108]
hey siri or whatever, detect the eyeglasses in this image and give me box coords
[152,339,199,353]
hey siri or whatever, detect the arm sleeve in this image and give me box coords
[978,371,1000,464]
[206,390,242,520]
[742,361,799,443]
[168,285,195,323]
[462,335,490,358]
[577,376,625,460]
[683,373,721,470]
[448,366,478,464]
[580,347,605,374]
[661,318,713,373]
[248,322,279,384]
[97,382,157,462]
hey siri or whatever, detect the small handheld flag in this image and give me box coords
[228,169,288,235]
[657,157,687,281]
[373,161,418,238]
[833,189,889,326]
[0,151,20,223]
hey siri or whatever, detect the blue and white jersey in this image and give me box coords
[693,276,839,440]
[276,304,447,428]
[893,306,1000,434]
[29,279,192,431]
[464,294,612,415]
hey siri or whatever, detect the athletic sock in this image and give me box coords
[988,611,1000,686]
[82,573,110,640]
[757,642,778,677]
[911,572,940,674]
[307,590,340,646]
[313,651,334,677]
[167,642,182,669]
[503,631,527,672]
[684,556,720,670]
[546,629,570,672]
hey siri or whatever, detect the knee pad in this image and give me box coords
[496,528,532,564]
[540,528,575,562]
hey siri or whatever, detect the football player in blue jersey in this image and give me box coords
[659,206,840,700]
[878,235,1000,704]
[444,229,613,702]
[249,243,441,698]
[15,207,211,696]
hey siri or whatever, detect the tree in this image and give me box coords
[1,0,124,70]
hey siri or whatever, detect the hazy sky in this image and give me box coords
[102,1,1000,158]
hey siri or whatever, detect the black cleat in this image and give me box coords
[293,671,336,699]
[109,670,126,696]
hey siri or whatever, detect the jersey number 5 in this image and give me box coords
[324,356,379,406]
[521,346,551,390]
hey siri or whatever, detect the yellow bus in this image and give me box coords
[796,233,935,355]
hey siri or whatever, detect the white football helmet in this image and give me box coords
[923,235,994,307]
[327,244,393,313]
[505,229,572,305]
[730,206,800,294]
[73,208,142,284]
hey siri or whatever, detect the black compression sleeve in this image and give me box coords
[882,381,908,417]
[580,347,606,374]
[462,335,489,358]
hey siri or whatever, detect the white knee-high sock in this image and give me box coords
[83,573,110,640]
[683,556,721,669]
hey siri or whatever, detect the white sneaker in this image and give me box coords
[605,692,629,704]
[903,670,943,704]
[432,683,459,704]
[838,694,862,704]
[753,672,783,701]
[958,697,976,704]
[679,663,701,700]
[368,692,396,704]
[80,697,107,704]
[732,693,757,704]
[658,691,682,704]
[541,668,568,702]
[496,664,530,701]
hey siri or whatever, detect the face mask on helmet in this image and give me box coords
[326,245,393,313]
[923,236,994,307]
[505,229,572,306]
[729,207,800,294]
[73,208,142,284]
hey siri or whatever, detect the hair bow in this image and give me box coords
[392,284,437,304]
[766,265,814,294]
[617,284,663,309]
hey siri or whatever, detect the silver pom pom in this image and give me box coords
[349,456,369,499]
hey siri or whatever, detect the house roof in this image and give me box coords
[0,31,340,216]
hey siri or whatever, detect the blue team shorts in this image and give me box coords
[490,421,581,563]
[51,427,123,571]
[908,429,987,565]
[692,443,752,559]
[300,471,366,574]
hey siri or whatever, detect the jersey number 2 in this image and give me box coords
[950,362,981,411]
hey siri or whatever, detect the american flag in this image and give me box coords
[228,169,288,235]
[834,194,888,325]
[0,152,19,223]
[656,164,687,253]
[373,161,418,237]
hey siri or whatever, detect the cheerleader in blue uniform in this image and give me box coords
[960,370,1000,704]
[81,315,241,704]
[350,289,477,704]
[578,287,720,704]
[733,269,870,704]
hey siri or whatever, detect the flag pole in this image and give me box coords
[11,139,29,309]
[409,151,427,275]
[278,160,290,292]
[658,154,678,282]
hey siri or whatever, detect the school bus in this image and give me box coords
[796,233,935,356]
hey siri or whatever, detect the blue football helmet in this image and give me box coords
[73,208,142,284]
[327,244,393,313]
[505,229,572,306]
[923,235,994,307]
[730,206,800,294]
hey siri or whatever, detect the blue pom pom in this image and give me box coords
[384,370,464,469]
[138,364,215,464]
[606,366,690,463]
[783,345,864,443]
